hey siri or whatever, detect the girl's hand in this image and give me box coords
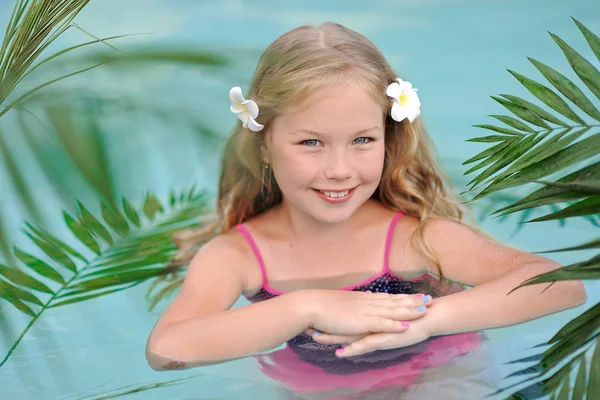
[303,290,432,337]
[307,318,432,357]
[303,294,432,343]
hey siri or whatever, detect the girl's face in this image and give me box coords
[266,81,386,224]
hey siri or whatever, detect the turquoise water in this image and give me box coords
[0,0,599,398]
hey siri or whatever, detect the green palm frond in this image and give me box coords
[463,18,600,399]
[463,18,600,214]
[0,186,211,367]
[0,0,90,113]
[0,0,150,119]
[491,241,600,399]
[0,0,228,263]
[68,374,205,400]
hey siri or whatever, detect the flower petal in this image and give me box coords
[229,86,245,105]
[406,106,421,123]
[230,103,245,113]
[244,100,259,119]
[406,90,421,107]
[397,79,413,94]
[386,82,401,98]
[390,103,408,122]
[235,110,249,126]
[247,117,264,132]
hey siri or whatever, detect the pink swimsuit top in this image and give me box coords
[235,212,462,303]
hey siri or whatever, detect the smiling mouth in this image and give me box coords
[314,187,356,199]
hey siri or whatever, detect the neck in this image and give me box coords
[273,198,378,244]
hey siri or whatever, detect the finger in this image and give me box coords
[371,293,433,307]
[365,292,410,300]
[399,294,433,308]
[421,294,433,307]
[367,304,428,321]
[312,332,367,345]
[371,295,432,309]
[367,317,410,333]
[335,333,390,357]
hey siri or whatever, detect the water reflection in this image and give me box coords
[256,332,491,399]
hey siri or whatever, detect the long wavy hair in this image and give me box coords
[168,22,501,288]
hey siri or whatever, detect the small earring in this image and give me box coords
[261,163,271,198]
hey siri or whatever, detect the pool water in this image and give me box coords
[0,0,599,399]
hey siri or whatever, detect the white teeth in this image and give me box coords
[321,190,349,198]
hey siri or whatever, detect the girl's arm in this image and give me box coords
[317,218,587,357]
[419,218,587,337]
[145,235,312,370]
[146,233,426,369]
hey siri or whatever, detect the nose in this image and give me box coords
[323,149,352,181]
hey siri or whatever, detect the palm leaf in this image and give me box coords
[488,114,537,133]
[507,69,586,124]
[550,31,600,102]
[525,196,600,223]
[493,333,599,399]
[462,139,514,165]
[64,373,221,400]
[532,237,600,253]
[466,131,551,190]
[500,94,571,128]
[469,131,599,200]
[0,0,91,112]
[463,18,600,400]
[85,47,228,68]
[462,136,519,176]
[572,18,600,62]
[490,95,555,128]
[573,353,587,400]
[529,180,600,194]
[490,162,600,216]
[0,187,210,367]
[511,253,600,288]
[493,251,600,400]
[590,340,600,398]
[478,127,589,192]
[527,57,600,121]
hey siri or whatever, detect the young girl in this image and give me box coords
[145,21,587,394]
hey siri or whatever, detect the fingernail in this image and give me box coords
[314,331,322,335]
[365,290,372,293]
[422,295,432,303]
[336,348,344,355]
[417,306,426,312]
[401,321,409,327]
[415,293,424,297]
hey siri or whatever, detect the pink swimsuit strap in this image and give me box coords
[235,211,405,293]
[235,223,268,286]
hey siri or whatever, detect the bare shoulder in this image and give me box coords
[189,227,258,289]
[418,217,506,251]
[147,228,259,343]
[389,214,509,275]
[393,215,492,246]
[399,216,544,285]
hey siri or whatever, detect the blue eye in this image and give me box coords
[354,137,372,144]
[302,139,320,147]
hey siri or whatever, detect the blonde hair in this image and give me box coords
[168,22,500,288]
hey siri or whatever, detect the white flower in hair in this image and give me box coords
[229,86,264,132]
[386,78,421,123]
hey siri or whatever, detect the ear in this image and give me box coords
[260,142,271,165]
